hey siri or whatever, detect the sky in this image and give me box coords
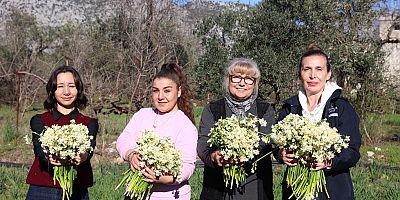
[219,0,261,5]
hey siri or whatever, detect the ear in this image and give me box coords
[178,86,182,98]
[327,70,332,80]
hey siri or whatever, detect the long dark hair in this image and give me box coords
[298,44,331,77]
[153,63,195,124]
[44,65,88,110]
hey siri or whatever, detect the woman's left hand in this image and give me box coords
[141,165,174,185]
[72,152,88,165]
[310,159,332,171]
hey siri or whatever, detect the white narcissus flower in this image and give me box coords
[134,130,182,182]
[39,120,93,160]
[207,114,267,189]
[265,114,350,200]
[116,130,183,200]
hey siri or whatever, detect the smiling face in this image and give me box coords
[55,72,78,111]
[228,72,255,101]
[300,55,331,96]
[152,77,181,113]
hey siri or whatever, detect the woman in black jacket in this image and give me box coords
[279,44,361,200]
[197,58,275,200]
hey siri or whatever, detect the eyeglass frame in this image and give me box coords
[229,75,256,85]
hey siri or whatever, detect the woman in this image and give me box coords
[197,58,275,200]
[279,44,361,200]
[26,65,98,200]
[116,63,198,200]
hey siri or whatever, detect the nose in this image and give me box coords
[158,91,164,100]
[238,78,246,86]
[310,69,316,79]
[63,86,71,96]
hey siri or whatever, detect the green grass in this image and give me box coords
[1,106,399,199]
[1,163,399,200]
[0,166,29,199]
[193,107,203,128]
[360,144,400,167]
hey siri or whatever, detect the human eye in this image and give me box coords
[164,89,171,93]
[231,76,241,83]
[244,77,255,84]
[57,84,63,88]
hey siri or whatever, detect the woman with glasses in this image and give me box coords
[197,58,275,200]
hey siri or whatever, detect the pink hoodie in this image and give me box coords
[116,108,198,200]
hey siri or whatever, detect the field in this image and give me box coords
[0,105,399,200]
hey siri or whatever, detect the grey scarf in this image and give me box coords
[225,95,256,118]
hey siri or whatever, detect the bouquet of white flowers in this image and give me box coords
[207,114,266,189]
[115,130,182,200]
[39,119,93,200]
[264,114,350,200]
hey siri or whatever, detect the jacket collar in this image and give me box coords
[283,89,342,107]
[51,108,79,121]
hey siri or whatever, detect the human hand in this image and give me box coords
[72,152,88,165]
[211,150,242,167]
[126,150,141,171]
[211,150,224,166]
[140,165,174,184]
[280,149,298,166]
[310,158,332,171]
[48,155,62,166]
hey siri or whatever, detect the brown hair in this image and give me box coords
[298,44,331,77]
[153,63,195,124]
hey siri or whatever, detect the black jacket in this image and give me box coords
[279,89,361,200]
[197,98,275,200]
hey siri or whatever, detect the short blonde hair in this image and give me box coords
[223,58,260,95]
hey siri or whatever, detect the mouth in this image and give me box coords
[307,82,319,87]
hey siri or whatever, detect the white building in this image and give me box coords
[379,11,400,84]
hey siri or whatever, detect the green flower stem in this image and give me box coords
[53,165,76,200]
[251,148,278,172]
[115,169,153,200]
[223,165,247,189]
[287,165,330,200]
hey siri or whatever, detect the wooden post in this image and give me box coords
[15,72,21,133]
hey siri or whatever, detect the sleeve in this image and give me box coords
[275,105,291,163]
[87,118,99,159]
[327,101,361,172]
[278,105,290,121]
[196,104,218,168]
[259,105,277,158]
[174,122,198,182]
[30,114,47,162]
[260,104,276,135]
[116,112,140,160]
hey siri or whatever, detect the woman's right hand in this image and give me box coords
[126,150,141,171]
[211,150,242,167]
[211,150,224,166]
[280,149,298,166]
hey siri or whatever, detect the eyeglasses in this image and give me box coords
[230,75,255,85]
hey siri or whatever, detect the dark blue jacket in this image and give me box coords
[279,89,361,200]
